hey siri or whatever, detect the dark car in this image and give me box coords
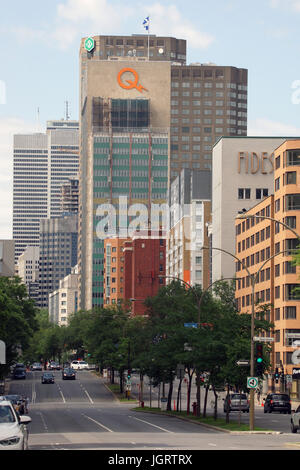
[62,368,76,380]
[264,393,291,414]
[223,393,249,413]
[12,368,26,380]
[49,362,61,371]
[41,372,55,384]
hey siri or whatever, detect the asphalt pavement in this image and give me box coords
[5,369,300,451]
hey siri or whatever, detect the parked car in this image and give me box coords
[263,393,291,414]
[31,362,42,371]
[0,399,31,450]
[70,360,89,370]
[12,369,26,380]
[291,405,300,433]
[49,362,61,371]
[62,368,76,380]
[41,372,54,384]
[223,393,250,413]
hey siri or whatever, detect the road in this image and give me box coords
[6,369,300,451]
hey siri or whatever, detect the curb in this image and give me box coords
[132,408,280,434]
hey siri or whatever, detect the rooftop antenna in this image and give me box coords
[37,107,40,127]
[65,100,70,121]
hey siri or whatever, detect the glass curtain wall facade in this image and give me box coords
[92,131,168,306]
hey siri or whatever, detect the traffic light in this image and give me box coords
[274,368,280,383]
[255,343,264,376]
[280,371,285,384]
[127,369,131,380]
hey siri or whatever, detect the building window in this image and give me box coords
[286,149,300,166]
[275,308,280,321]
[284,216,296,229]
[285,284,300,300]
[238,188,251,199]
[285,171,297,185]
[256,188,268,199]
[285,306,297,319]
[285,194,300,210]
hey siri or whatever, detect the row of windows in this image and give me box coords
[171,81,247,89]
[237,188,269,200]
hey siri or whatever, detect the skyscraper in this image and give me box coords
[78,34,248,309]
[39,213,78,308]
[13,120,79,262]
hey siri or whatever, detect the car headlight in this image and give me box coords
[0,436,21,446]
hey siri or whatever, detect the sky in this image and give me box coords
[1,0,300,238]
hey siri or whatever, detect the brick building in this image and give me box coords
[104,236,166,315]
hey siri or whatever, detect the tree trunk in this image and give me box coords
[140,372,144,404]
[187,374,192,415]
[176,378,183,412]
[226,383,230,424]
[167,379,173,411]
[203,385,209,418]
[213,387,218,420]
[196,370,201,416]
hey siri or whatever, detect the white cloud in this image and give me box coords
[52,0,214,50]
[269,0,300,11]
[248,118,300,136]
[2,1,214,52]
[0,117,44,239]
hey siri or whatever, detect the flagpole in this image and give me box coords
[147,17,150,61]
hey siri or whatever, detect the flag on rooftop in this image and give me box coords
[143,16,150,31]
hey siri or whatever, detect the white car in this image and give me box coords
[70,360,89,370]
[291,405,300,433]
[0,399,31,450]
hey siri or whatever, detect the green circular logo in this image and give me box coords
[85,37,95,52]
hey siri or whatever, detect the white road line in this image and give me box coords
[84,389,94,404]
[81,413,113,432]
[56,384,66,403]
[128,415,174,433]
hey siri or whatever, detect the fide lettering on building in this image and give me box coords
[238,151,274,174]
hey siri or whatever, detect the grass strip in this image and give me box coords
[132,406,273,432]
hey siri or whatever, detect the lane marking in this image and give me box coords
[81,413,113,433]
[128,415,174,433]
[84,389,94,404]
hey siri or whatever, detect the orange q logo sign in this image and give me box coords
[117,68,148,93]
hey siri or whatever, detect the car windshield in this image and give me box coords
[43,373,53,377]
[0,406,15,423]
[272,394,289,401]
[231,394,247,400]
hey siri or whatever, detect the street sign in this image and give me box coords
[236,360,249,366]
[84,37,95,52]
[176,364,185,379]
[247,377,258,389]
[184,323,198,328]
[0,341,5,364]
[253,336,274,342]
